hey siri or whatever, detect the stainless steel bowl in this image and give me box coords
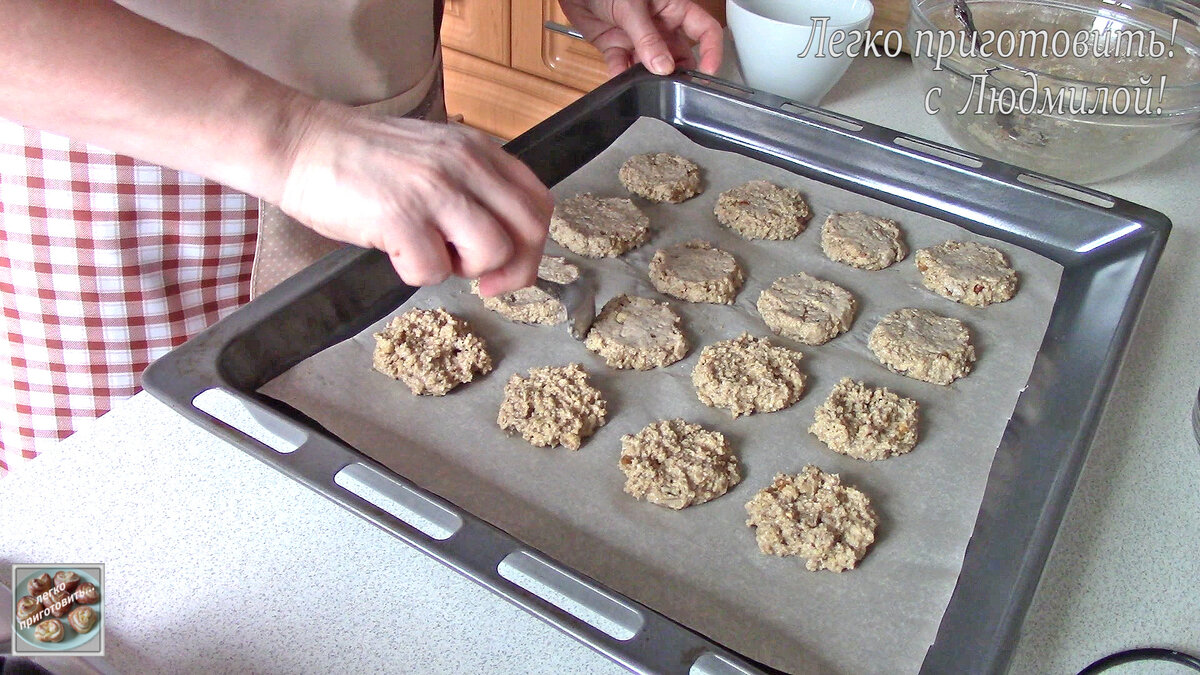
[909,0,1200,183]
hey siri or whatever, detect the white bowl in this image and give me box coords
[726,0,874,104]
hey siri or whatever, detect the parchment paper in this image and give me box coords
[261,118,1063,674]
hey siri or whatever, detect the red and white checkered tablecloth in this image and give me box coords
[0,117,258,475]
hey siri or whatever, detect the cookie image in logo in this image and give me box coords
[11,564,105,656]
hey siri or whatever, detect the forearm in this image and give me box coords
[0,0,318,202]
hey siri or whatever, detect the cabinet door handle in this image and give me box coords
[543,21,585,40]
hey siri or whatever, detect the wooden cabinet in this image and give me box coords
[443,0,724,140]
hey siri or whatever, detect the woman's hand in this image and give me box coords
[558,0,723,77]
[277,102,553,296]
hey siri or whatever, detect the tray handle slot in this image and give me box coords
[778,102,865,133]
[892,135,985,169]
[681,72,757,100]
[192,388,304,454]
[497,550,643,641]
[334,463,462,541]
[1016,173,1116,209]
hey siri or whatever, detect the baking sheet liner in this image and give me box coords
[260,118,1063,674]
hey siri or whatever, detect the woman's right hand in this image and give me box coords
[276,102,553,296]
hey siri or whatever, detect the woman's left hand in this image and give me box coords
[558,0,722,78]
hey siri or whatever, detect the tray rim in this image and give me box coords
[143,66,1171,675]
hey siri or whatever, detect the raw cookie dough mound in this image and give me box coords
[471,255,579,325]
[744,466,878,572]
[648,240,745,304]
[757,272,857,346]
[810,377,920,461]
[692,333,806,418]
[550,193,650,258]
[618,152,702,203]
[915,240,1018,306]
[372,308,493,396]
[868,308,975,385]
[497,363,607,450]
[821,211,908,270]
[619,419,741,509]
[585,295,688,370]
[714,180,811,240]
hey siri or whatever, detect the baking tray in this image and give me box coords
[142,67,1170,674]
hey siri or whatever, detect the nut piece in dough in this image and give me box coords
[809,378,920,461]
[757,273,857,346]
[618,152,702,203]
[821,211,908,270]
[868,308,975,385]
[714,180,811,240]
[585,295,688,370]
[648,240,744,304]
[550,193,650,258]
[692,333,806,418]
[915,240,1018,306]
[34,618,65,643]
[744,466,878,572]
[619,419,741,509]
[471,255,580,325]
[497,364,608,450]
[372,308,493,396]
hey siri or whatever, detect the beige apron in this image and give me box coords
[250,51,447,297]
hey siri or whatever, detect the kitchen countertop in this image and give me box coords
[2,54,1198,675]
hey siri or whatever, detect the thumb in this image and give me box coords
[614,1,675,75]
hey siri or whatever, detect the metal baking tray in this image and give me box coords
[143,67,1169,674]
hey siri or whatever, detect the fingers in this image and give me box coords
[678,3,723,74]
[612,0,676,75]
[385,219,454,287]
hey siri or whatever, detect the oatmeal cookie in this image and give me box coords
[372,308,493,396]
[618,152,702,203]
[714,180,811,240]
[820,211,908,270]
[585,295,688,370]
[472,255,579,325]
[744,466,878,572]
[757,272,857,345]
[809,378,920,461]
[868,308,975,385]
[619,419,741,509]
[550,193,650,258]
[648,240,744,304]
[497,364,607,450]
[692,333,806,417]
[915,240,1018,306]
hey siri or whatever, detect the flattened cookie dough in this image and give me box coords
[618,152,702,203]
[744,466,878,572]
[915,240,1018,306]
[648,240,744,304]
[550,193,650,258]
[757,272,857,346]
[714,180,811,240]
[585,295,688,370]
[497,364,607,450]
[821,211,908,270]
[373,308,493,396]
[868,308,975,385]
[619,419,741,509]
[472,255,579,325]
[692,333,806,418]
[810,378,919,461]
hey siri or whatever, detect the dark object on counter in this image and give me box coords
[0,658,55,675]
[1078,647,1200,674]
[143,66,1171,675]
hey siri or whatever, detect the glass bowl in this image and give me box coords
[908,0,1200,183]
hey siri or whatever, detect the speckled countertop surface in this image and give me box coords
[2,55,1198,675]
